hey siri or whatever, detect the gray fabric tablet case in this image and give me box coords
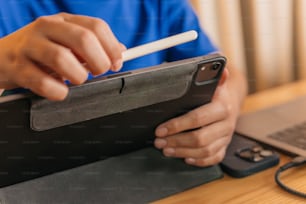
[30,61,193,131]
[0,148,223,204]
[0,54,226,202]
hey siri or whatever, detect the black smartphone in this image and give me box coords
[221,133,280,178]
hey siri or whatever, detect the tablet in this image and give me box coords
[0,53,226,187]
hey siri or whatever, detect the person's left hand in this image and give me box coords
[154,68,240,167]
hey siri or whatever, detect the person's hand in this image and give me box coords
[154,68,241,167]
[0,12,125,100]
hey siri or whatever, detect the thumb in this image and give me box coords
[218,67,229,86]
[212,67,229,100]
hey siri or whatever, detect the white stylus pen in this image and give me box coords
[122,30,198,62]
[81,31,198,67]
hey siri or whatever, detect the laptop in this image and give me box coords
[236,95,306,157]
[0,53,226,187]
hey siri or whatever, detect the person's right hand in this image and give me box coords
[0,12,125,100]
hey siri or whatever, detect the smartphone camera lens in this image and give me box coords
[211,62,221,70]
[235,145,275,163]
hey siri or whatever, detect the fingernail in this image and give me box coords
[156,127,168,137]
[154,139,167,149]
[164,148,175,157]
[186,158,196,164]
[113,60,123,72]
[47,80,68,101]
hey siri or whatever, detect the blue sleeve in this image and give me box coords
[161,0,218,61]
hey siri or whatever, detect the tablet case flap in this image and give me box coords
[30,63,195,131]
[0,148,223,204]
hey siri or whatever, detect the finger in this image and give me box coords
[212,68,229,100]
[218,67,229,86]
[36,63,67,81]
[25,37,88,85]
[162,136,230,159]
[12,60,68,100]
[156,119,232,148]
[36,16,110,76]
[119,43,127,52]
[185,147,227,167]
[0,78,18,90]
[61,13,124,72]
[155,102,227,137]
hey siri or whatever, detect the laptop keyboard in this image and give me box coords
[268,121,306,150]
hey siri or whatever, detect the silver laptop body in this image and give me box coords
[236,95,306,157]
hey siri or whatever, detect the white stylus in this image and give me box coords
[122,30,198,62]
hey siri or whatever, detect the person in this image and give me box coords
[0,0,247,167]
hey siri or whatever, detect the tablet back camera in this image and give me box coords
[195,61,222,84]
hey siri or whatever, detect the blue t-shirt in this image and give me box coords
[0,0,217,91]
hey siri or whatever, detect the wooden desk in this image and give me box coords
[155,80,306,204]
